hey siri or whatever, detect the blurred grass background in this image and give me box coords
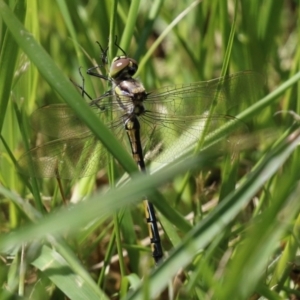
[1,0,300,299]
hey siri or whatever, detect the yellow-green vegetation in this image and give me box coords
[1,1,300,299]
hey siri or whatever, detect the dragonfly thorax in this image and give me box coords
[114,78,147,116]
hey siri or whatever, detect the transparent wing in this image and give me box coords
[146,71,264,114]
[30,100,122,139]
[138,71,264,162]
[20,100,128,179]
[20,71,264,178]
[32,71,263,138]
[18,135,107,179]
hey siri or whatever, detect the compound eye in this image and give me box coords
[109,56,138,78]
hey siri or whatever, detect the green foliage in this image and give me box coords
[1,0,300,299]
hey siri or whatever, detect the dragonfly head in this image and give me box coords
[109,56,138,80]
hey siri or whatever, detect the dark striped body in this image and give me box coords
[112,56,163,263]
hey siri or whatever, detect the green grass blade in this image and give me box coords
[32,245,109,300]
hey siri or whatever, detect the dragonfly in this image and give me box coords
[18,42,264,264]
